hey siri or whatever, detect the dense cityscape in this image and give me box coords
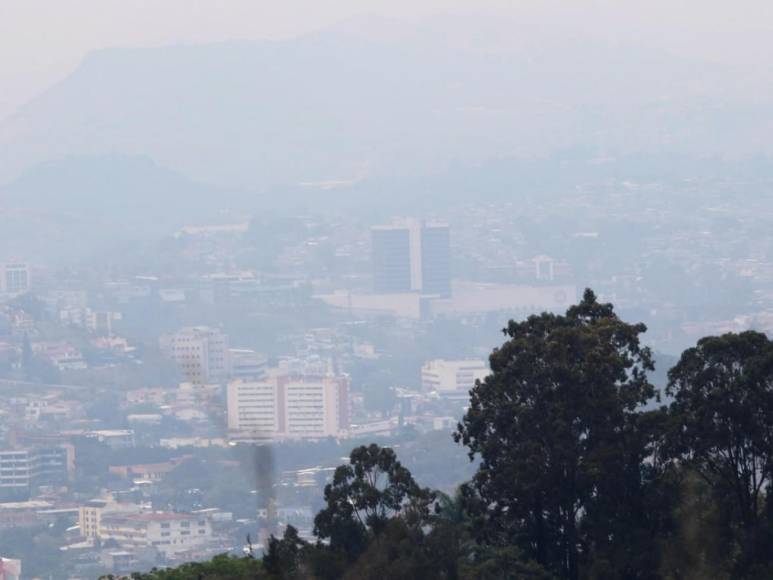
[2,173,773,577]
[4,2,773,579]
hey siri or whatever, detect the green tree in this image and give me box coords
[263,525,308,580]
[459,545,554,580]
[423,487,480,580]
[665,331,773,576]
[341,517,438,580]
[105,554,267,579]
[658,469,734,580]
[313,444,435,568]
[455,289,660,579]
[263,525,308,579]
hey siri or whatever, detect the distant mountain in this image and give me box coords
[2,16,772,190]
[0,154,228,262]
[2,154,217,218]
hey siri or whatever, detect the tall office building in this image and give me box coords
[1,263,30,295]
[227,363,350,439]
[371,220,451,296]
[420,223,451,296]
[371,225,412,293]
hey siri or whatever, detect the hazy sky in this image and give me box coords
[2,0,773,121]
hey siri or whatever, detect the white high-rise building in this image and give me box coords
[533,255,555,281]
[160,326,228,384]
[227,363,350,439]
[421,359,490,394]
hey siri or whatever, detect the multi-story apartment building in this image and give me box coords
[421,359,490,394]
[1,263,30,295]
[59,307,122,335]
[160,326,228,384]
[79,498,144,538]
[0,446,70,500]
[96,512,213,557]
[227,364,349,439]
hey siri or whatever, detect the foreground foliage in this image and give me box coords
[119,291,773,579]
[456,289,662,579]
[116,554,267,579]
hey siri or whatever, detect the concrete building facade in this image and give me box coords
[371,225,412,293]
[0,446,70,500]
[97,512,213,557]
[371,220,451,296]
[1,263,30,295]
[161,326,228,384]
[227,368,349,439]
[421,359,490,394]
[420,223,451,296]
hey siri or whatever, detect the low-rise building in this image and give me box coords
[108,456,190,482]
[0,500,53,529]
[83,430,135,449]
[79,498,144,539]
[32,341,87,371]
[98,512,213,557]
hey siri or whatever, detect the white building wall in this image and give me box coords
[227,372,348,439]
[164,327,228,384]
[227,380,278,434]
[421,359,490,392]
[97,514,212,556]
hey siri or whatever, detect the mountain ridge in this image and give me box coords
[2,18,771,190]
